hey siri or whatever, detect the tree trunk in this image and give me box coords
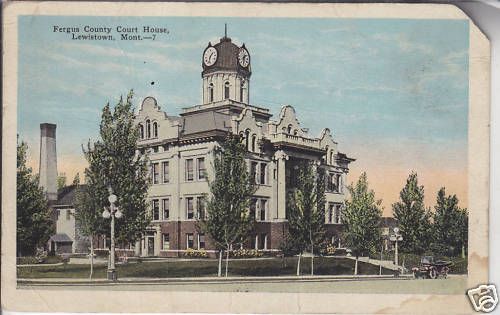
[354,256,359,275]
[218,250,222,277]
[296,252,302,276]
[225,244,230,277]
[311,242,314,276]
[462,245,465,258]
[89,235,94,280]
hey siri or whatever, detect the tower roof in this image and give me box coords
[202,35,251,77]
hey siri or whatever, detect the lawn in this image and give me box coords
[17,257,393,279]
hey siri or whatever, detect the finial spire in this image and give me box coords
[225,23,227,38]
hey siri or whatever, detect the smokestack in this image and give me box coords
[39,123,58,201]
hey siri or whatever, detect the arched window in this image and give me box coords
[239,132,245,143]
[224,81,230,99]
[282,127,287,133]
[293,129,298,135]
[146,120,151,138]
[245,130,250,151]
[251,134,257,152]
[330,151,334,165]
[139,124,144,139]
[240,81,245,102]
[209,83,214,103]
[287,124,292,134]
[153,122,158,138]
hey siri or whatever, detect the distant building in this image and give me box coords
[134,32,354,257]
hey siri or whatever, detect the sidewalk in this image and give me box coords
[18,273,413,285]
[344,256,401,271]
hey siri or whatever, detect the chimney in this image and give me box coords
[39,123,58,201]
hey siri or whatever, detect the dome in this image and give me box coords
[202,36,251,77]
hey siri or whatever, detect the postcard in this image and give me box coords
[2,2,491,314]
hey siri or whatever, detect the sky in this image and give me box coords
[18,16,469,215]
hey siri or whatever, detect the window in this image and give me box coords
[198,234,206,249]
[209,83,214,102]
[251,235,257,249]
[146,120,151,138]
[162,234,170,250]
[162,161,169,183]
[245,130,250,151]
[259,199,267,221]
[152,199,160,221]
[66,210,71,220]
[294,129,298,135]
[186,233,194,249]
[197,196,205,219]
[287,124,292,134]
[260,163,267,185]
[250,162,258,184]
[139,124,144,139]
[224,81,230,99]
[197,157,206,180]
[249,199,257,220]
[162,198,169,220]
[152,163,159,184]
[327,203,334,223]
[186,197,194,219]
[240,82,245,102]
[152,122,158,138]
[186,159,194,181]
[259,234,267,250]
[251,134,257,152]
[334,204,342,224]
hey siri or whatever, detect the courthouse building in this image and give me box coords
[133,33,354,257]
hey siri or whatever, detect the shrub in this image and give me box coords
[183,248,208,258]
[230,249,264,258]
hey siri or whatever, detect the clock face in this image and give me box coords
[203,47,218,66]
[238,48,250,67]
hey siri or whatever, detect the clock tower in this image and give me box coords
[201,29,251,105]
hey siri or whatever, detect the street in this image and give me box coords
[18,275,467,295]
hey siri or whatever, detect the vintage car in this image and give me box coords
[411,256,452,279]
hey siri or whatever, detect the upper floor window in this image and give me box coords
[162,161,169,183]
[251,134,257,152]
[209,83,214,102]
[259,163,267,185]
[146,120,151,138]
[197,196,206,219]
[162,198,169,220]
[240,82,245,102]
[287,124,292,134]
[153,122,158,138]
[186,159,194,181]
[152,199,160,221]
[186,197,194,219]
[197,157,206,180]
[259,199,267,221]
[334,203,342,224]
[139,124,144,139]
[151,163,159,184]
[250,198,257,220]
[224,81,230,99]
[245,130,250,151]
[250,162,258,184]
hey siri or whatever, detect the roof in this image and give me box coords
[181,111,231,136]
[202,36,251,77]
[53,184,87,207]
[49,233,73,243]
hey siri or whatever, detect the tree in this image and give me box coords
[74,185,106,279]
[17,140,54,256]
[72,172,81,186]
[286,162,326,276]
[392,172,432,255]
[343,172,382,275]
[82,90,150,246]
[198,134,256,277]
[57,173,67,191]
[433,188,468,257]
